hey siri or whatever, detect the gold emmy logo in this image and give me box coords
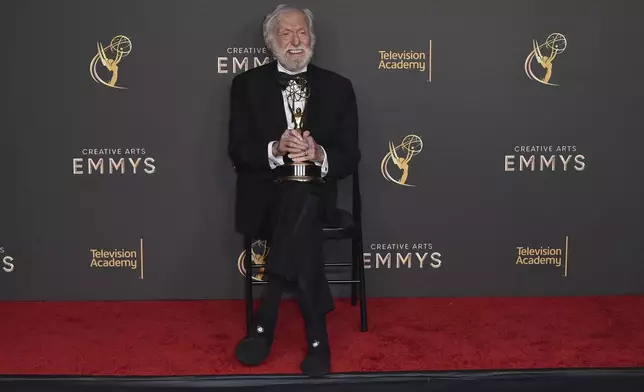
[90,35,132,89]
[237,240,269,281]
[524,33,567,86]
[381,134,423,187]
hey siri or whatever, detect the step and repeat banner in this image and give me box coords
[2,0,643,301]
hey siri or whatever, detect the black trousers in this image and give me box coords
[260,181,334,318]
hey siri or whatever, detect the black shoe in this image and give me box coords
[300,338,330,376]
[234,323,275,366]
[298,309,331,376]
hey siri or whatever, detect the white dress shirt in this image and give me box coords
[268,62,329,177]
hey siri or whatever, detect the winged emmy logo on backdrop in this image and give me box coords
[381,134,423,187]
[89,35,132,89]
[524,33,567,86]
[238,240,269,282]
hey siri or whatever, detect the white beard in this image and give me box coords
[274,47,313,72]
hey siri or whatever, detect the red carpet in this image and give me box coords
[1,296,643,375]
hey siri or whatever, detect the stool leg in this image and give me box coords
[357,234,368,332]
[244,236,253,337]
[351,236,358,306]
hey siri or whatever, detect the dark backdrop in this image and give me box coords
[2,0,643,300]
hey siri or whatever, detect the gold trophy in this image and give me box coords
[276,77,323,183]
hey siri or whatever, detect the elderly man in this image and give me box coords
[227,4,360,376]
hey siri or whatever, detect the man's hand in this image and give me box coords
[290,131,325,163]
[273,129,308,157]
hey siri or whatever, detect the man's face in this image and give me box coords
[273,10,312,71]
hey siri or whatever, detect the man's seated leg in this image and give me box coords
[272,182,334,376]
[294,221,334,376]
[297,280,332,376]
[235,181,333,371]
[235,272,286,366]
[235,182,320,365]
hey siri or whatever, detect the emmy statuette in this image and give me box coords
[276,77,323,183]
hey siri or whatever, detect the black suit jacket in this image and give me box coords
[227,61,360,236]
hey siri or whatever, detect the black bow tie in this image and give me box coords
[277,71,307,89]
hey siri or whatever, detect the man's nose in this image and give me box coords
[290,34,300,46]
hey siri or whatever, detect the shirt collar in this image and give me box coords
[277,61,307,75]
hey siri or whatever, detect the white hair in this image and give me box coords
[263,4,316,54]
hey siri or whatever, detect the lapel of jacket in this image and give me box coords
[263,61,288,137]
[303,63,321,136]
